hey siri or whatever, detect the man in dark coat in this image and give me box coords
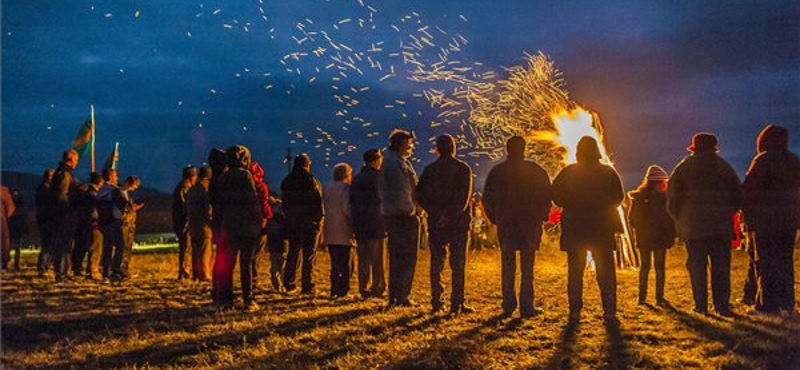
[280,153,324,295]
[173,166,197,280]
[50,150,81,281]
[379,130,421,307]
[216,145,263,311]
[668,133,741,316]
[553,137,624,322]
[72,172,105,279]
[187,166,213,282]
[208,148,231,306]
[742,125,800,314]
[416,135,474,314]
[98,168,120,279]
[36,168,56,276]
[350,148,387,299]
[484,136,552,318]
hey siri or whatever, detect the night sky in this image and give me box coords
[3,0,799,192]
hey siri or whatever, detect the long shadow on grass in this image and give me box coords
[33,306,381,370]
[542,320,579,370]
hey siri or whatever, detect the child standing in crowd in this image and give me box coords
[628,165,676,306]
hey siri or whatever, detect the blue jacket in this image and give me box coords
[378,149,418,216]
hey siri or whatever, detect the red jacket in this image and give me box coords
[250,162,273,221]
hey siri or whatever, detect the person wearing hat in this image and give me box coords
[742,125,800,314]
[553,136,625,323]
[350,148,387,299]
[187,166,213,282]
[628,165,676,306]
[280,153,324,295]
[667,132,741,316]
[173,165,198,280]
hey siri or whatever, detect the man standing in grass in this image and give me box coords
[187,166,213,282]
[50,149,81,281]
[484,136,552,318]
[173,166,197,280]
[350,149,387,299]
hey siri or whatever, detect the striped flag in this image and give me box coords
[102,142,119,171]
[70,117,94,159]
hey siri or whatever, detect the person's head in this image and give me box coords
[576,136,602,164]
[123,176,140,192]
[687,132,719,154]
[333,163,353,184]
[42,168,55,184]
[102,168,119,185]
[506,136,526,160]
[294,153,311,171]
[638,165,669,192]
[435,134,456,157]
[198,166,212,182]
[89,172,104,186]
[208,148,228,173]
[757,124,789,153]
[61,149,79,170]
[182,165,198,185]
[388,129,415,158]
[363,148,383,170]
[225,145,251,169]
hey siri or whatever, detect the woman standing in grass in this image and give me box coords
[628,165,676,307]
[324,163,356,299]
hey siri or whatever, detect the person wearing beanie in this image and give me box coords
[350,148,387,299]
[553,136,624,323]
[172,165,198,280]
[668,133,741,316]
[628,165,676,306]
[742,125,800,314]
[187,166,213,282]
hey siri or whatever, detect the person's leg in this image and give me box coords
[638,248,652,303]
[519,245,536,315]
[238,239,257,306]
[89,228,104,279]
[429,240,446,309]
[653,248,666,303]
[567,248,588,316]
[708,239,731,313]
[269,240,286,290]
[500,245,518,315]
[110,224,126,279]
[385,217,401,304]
[300,230,318,293]
[177,232,190,279]
[211,229,233,305]
[593,245,618,316]
[37,224,51,274]
[71,226,89,276]
[450,229,469,311]
[201,228,213,281]
[775,231,796,311]
[742,249,758,305]
[345,246,355,296]
[329,244,343,297]
[283,238,301,291]
[251,235,266,294]
[401,216,421,303]
[356,238,371,296]
[372,238,386,296]
[685,240,709,312]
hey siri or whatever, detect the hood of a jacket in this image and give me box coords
[757,125,789,153]
[250,161,266,183]
[226,145,251,170]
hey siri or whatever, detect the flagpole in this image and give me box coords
[90,104,96,172]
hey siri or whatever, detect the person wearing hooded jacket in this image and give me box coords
[553,136,624,323]
[742,125,800,314]
[280,153,324,295]
[483,136,551,318]
[216,145,263,311]
[668,133,741,316]
[628,165,676,306]
[249,161,273,295]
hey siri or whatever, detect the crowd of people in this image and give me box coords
[2,124,798,322]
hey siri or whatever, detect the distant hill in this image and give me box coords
[1,170,173,244]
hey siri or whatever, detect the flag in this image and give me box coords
[70,117,94,159]
[102,142,119,171]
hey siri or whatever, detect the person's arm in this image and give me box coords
[609,168,625,207]
[414,166,433,213]
[724,160,743,211]
[343,185,352,218]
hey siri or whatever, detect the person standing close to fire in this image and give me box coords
[281,153,324,295]
[173,166,197,280]
[324,163,356,299]
[483,136,551,318]
[187,166,213,282]
[416,134,474,315]
[742,125,800,314]
[50,149,81,281]
[98,168,120,279]
[628,165,675,306]
[35,168,56,276]
[72,172,105,280]
[553,136,624,323]
[379,129,421,307]
[350,149,387,299]
[668,133,741,317]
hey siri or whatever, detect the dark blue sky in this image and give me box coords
[3,0,799,192]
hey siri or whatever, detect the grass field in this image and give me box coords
[2,241,799,370]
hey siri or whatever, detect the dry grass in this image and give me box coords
[2,241,799,370]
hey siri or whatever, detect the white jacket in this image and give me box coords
[323,182,355,246]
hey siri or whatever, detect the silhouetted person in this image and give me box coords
[628,165,675,306]
[668,133,741,316]
[742,125,800,314]
[553,136,624,323]
[281,153,324,295]
[350,149,386,299]
[208,148,231,306]
[267,198,288,292]
[416,134,474,314]
[98,168,120,279]
[50,149,81,281]
[250,161,273,295]
[102,175,142,282]
[379,130,421,307]
[36,168,56,276]
[324,163,356,298]
[72,172,105,280]
[173,166,197,280]
[484,136,552,318]
[187,166,213,282]
[0,185,16,271]
[8,188,25,271]
[217,145,263,311]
